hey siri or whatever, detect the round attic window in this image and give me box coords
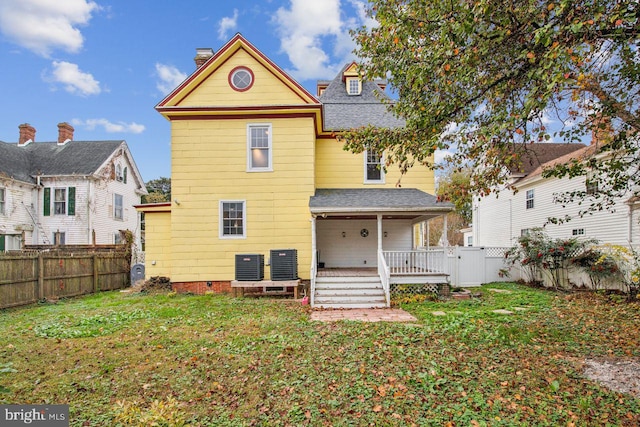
[229,66,254,92]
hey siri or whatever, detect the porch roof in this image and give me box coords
[309,188,453,217]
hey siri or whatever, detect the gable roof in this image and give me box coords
[510,143,586,177]
[518,143,598,185]
[156,33,320,112]
[0,140,128,185]
[319,63,405,131]
[309,188,452,214]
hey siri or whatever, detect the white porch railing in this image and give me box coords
[382,249,446,275]
[377,250,391,307]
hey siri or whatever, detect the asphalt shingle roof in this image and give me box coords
[0,140,124,184]
[511,143,586,176]
[319,64,405,131]
[309,188,452,212]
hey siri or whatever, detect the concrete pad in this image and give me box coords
[513,307,527,311]
[492,309,514,315]
[487,288,512,294]
[310,308,417,323]
[431,311,448,316]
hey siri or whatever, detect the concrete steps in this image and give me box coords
[313,276,387,309]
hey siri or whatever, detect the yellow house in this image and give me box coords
[138,34,452,307]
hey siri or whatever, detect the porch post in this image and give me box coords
[427,220,430,249]
[377,214,383,252]
[311,215,317,265]
[443,214,448,248]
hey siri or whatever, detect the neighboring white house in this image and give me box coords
[0,123,147,251]
[472,142,640,247]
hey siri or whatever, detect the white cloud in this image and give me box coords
[155,63,187,94]
[0,0,99,57]
[218,9,238,40]
[49,61,101,96]
[273,0,352,80]
[72,118,145,134]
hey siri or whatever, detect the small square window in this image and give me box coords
[54,189,66,215]
[526,189,534,209]
[220,201,246,238]
[521,228,532,237]
[572,228,585,236]
[53,232,65,245]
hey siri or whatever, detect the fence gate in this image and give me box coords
[453,247,486,287]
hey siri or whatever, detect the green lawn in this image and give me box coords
[1,283,639,426]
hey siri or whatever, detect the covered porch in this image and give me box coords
[309,188,453,308]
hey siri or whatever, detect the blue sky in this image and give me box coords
[0,0,377,182]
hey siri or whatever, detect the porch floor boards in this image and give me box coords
[317,268,378,277]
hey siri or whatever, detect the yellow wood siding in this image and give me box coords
[143,211,172,278]
[315,138,435,193]
[178,49,306,107]
[170,117,315,282]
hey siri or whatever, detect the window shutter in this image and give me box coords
[0,235,5,252]
[123,167,128,184]
[43,188,51,216]
[68,187,76,216]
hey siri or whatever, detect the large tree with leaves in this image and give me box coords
[342,0,639,215]
[142,177,171,204]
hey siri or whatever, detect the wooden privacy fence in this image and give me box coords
[0,251,130,309]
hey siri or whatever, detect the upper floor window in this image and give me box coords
[247,124,272,172]
[0,188,5,215]
[220,201,245,238]
[114,194,124,220]
[43,187,75,216]
[526,189,534,209]
[586,171,598,195]
[54,189,67,215]
[347,78,361,95]
[365,149,384,183]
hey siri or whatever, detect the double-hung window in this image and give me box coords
[54,189,67,215]
[114,194,123,220]
[247,124,272,171]
[365,149,384,183]
[220,201,246,239]
[525,189,534,210]
[0,188,5,215]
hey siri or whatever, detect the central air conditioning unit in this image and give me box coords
[270,249,298,281]
[235,254,264,281]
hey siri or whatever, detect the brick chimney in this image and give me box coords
[194,48,214,69]
[57,122,74,145]
[18,123,36,145]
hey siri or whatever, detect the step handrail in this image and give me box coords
[377,250,391,307]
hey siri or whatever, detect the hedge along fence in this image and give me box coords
[0,251,131,309]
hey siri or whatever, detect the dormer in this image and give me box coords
[342,62,362,96]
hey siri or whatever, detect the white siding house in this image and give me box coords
[473,143,640,247]
[0,123,147,251]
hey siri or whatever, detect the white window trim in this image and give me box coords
[54,188,67,215]
[114,193,124,220]
[525,189,534,210]
[364,149,385,184]
[246,123,273,172]
[346,77,362,95]
[219,200,246,239]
